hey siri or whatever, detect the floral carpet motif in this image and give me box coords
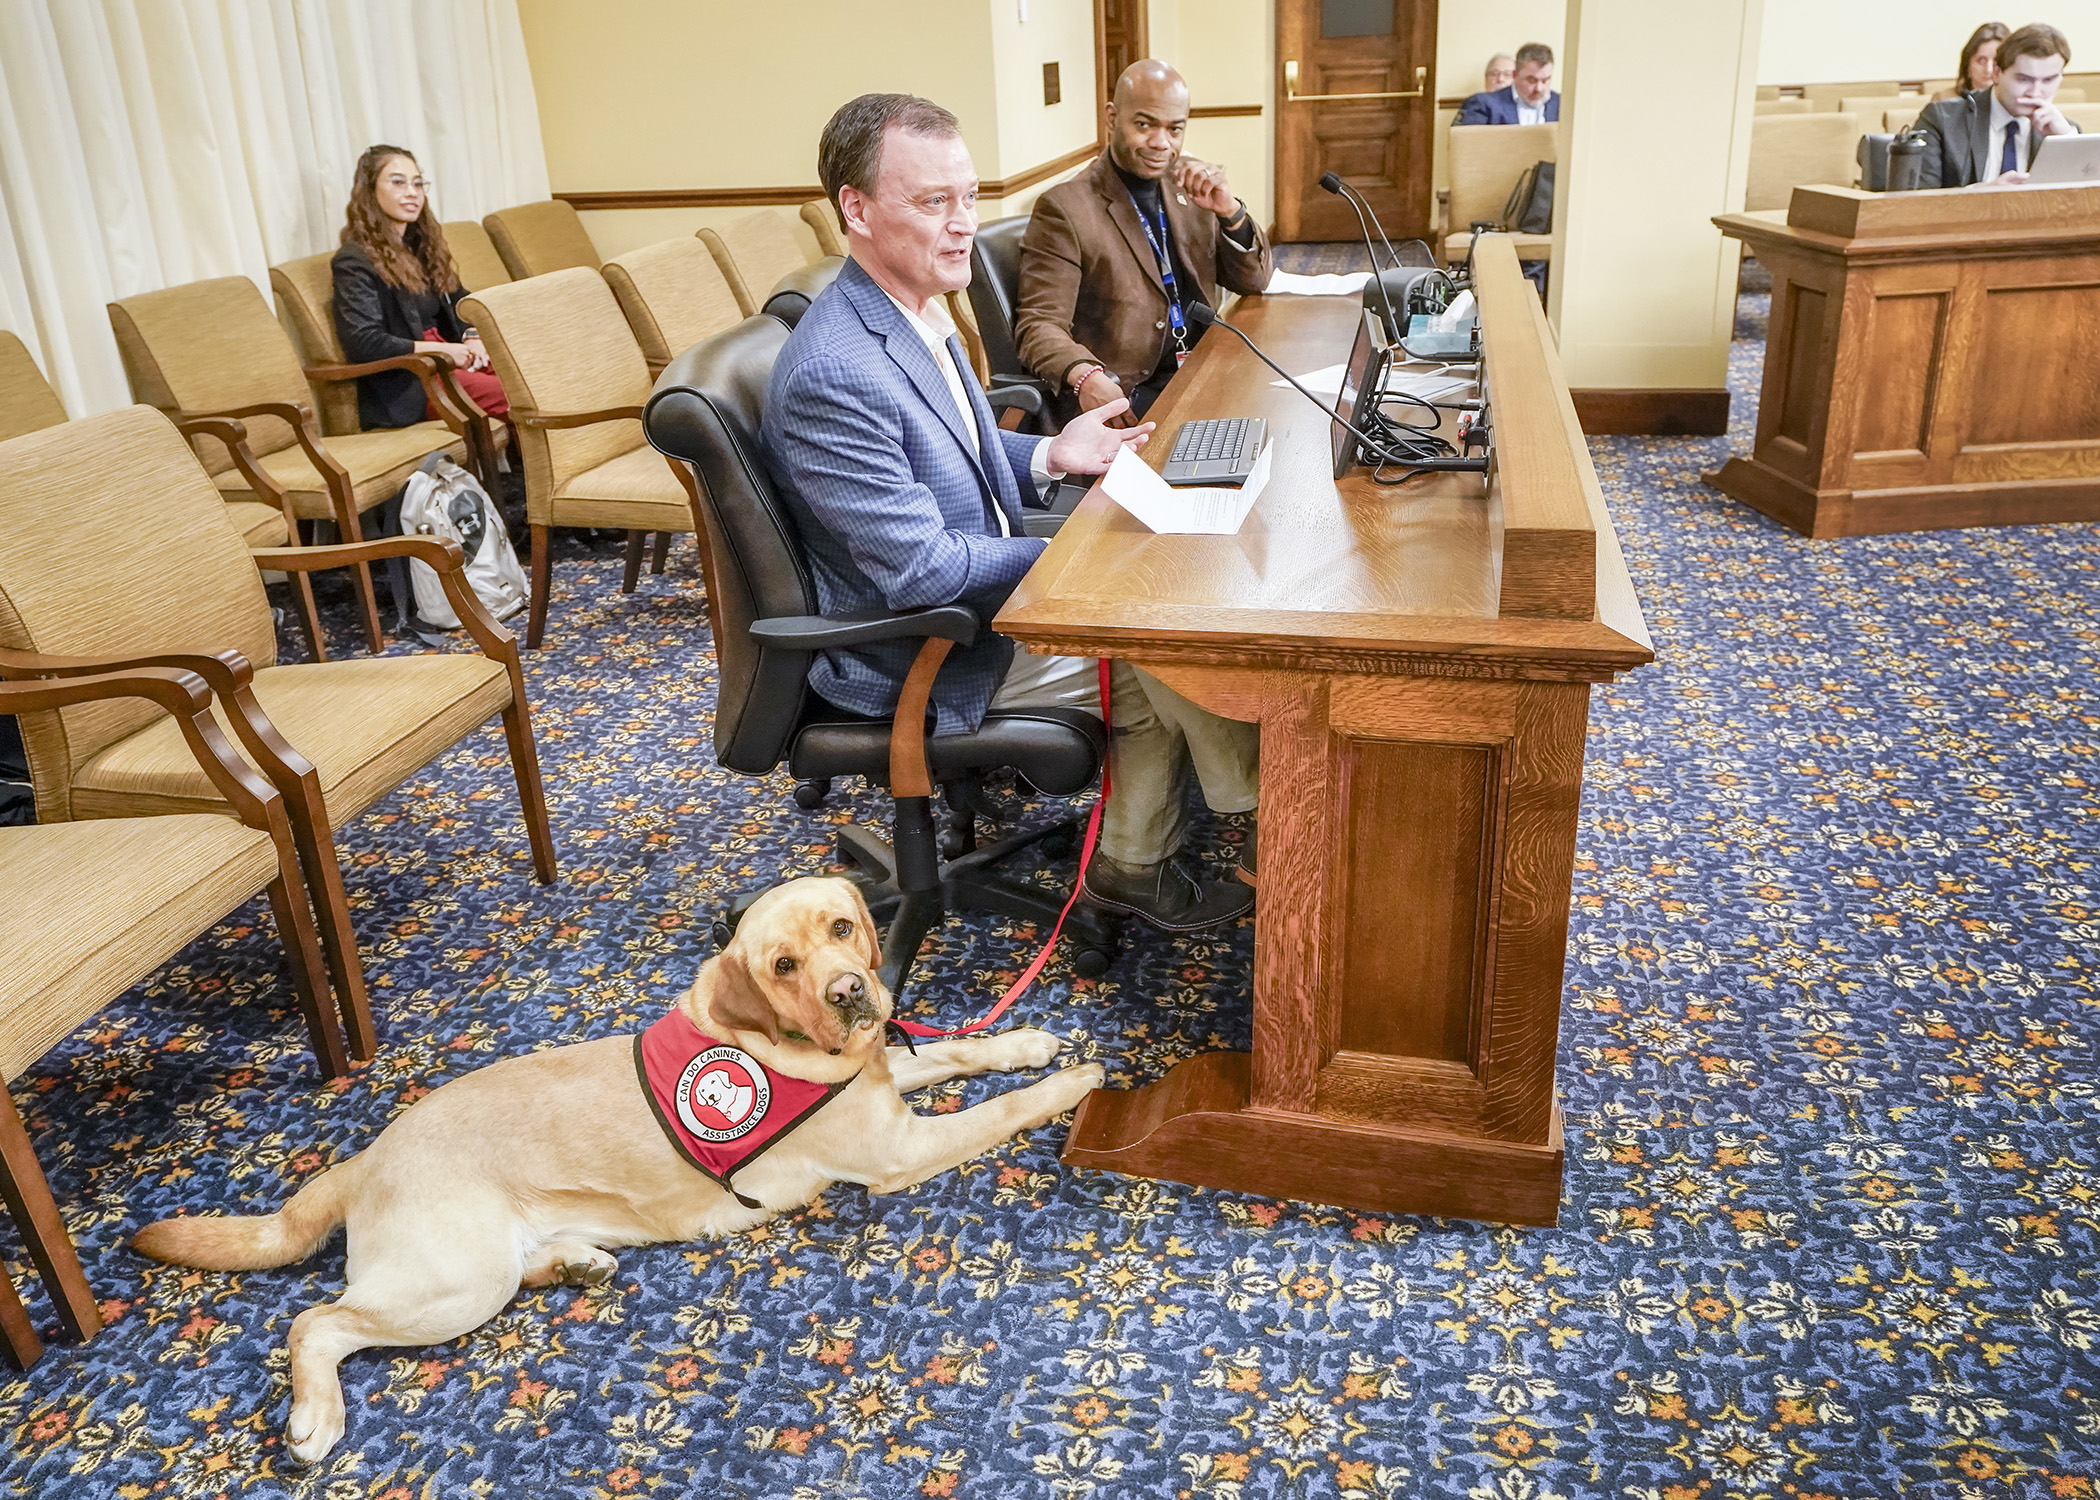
[0,266,2095,1498]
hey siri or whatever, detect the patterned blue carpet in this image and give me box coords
[2,273,2097,1499]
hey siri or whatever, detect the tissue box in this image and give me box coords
[1405,314,1476,358]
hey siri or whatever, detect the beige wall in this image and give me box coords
[1758,0,2014,85]
[1436,0,1564,101]
[1549,0,1760,390]
[517,0,1095,262]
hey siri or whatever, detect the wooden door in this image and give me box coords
[1275,0,1437,242]
[1095,0,1149,124]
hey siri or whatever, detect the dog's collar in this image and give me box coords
[633,1010,859,1209]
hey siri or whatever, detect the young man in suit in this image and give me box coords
[1013,60,1273,425]
[1455,42,1559,126]
[1915,23,2079,187]
[762,93,1260,932]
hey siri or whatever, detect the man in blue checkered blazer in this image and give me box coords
[761,93,1260,933]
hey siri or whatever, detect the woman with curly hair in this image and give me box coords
[1933,22,2009,101]
[331,144,508,429]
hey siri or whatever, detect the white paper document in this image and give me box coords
[1102,443,1272,535]
[1271,363,1349,402]
[1383,369,1476,403]
[1264,269,1372,297]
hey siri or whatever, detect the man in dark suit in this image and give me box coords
[1455,42,1560,126]
[1014,59,1273,424]
[1915,23,2079,187]
[762,93,1260,931]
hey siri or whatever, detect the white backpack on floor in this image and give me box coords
[398,455,528,629]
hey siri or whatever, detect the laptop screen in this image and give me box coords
[1331,309,1388,480]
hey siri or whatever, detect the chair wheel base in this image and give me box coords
[793,778,831,810]
[1070,943,1113,979]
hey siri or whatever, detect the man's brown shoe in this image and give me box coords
[1081,853,1255,933]
[1235,824,1256,887]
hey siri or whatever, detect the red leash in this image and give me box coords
[889,658,1111,1040]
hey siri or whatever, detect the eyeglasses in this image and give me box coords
[382,176,430,192]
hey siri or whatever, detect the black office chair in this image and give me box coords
[966,215,1055,431]
[759,257,846,327]
[643,316,1122,991]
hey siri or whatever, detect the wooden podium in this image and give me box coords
[1711,184,2100,537]
[996,239,1651,1225]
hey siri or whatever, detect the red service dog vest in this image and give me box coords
[634,1009,854,1208]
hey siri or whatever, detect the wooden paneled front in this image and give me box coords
[1711,185,2100,536]
[997,241,1650,1224]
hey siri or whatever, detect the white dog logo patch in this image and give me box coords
[674,1046,771,1142]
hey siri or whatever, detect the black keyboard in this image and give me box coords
[1170,417,1252,463]
[1161,416,1267,485]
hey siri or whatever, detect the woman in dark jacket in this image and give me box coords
[332,144,508,430]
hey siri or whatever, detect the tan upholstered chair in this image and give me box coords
[109,277,480,655]
[1438,122,1558,266]
[1883,103,1926,135]
[1746,113,1861,212]
[0,664,355,1367]
[0,333,67,443]
[1843,94,1920,121]
[1755,97,1811,115]
[0,405,556,1063]
[269,250,503,479]
[800,198,846,259]
[464,268,705,649]
[602,238,745,374]
[1756,84,1781,101]
[1803,80,1894,111]
[2063,102,2100,132]
[444,219,514,293]
[484,200,601,280]
[699,210,813,317]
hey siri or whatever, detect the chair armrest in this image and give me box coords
[304,353,455,381]
[510,406,646,430]
[985,381,1044,417]
[0,666,284,830]
[748,605,980,652]
[184,400,355,516]
[250,538,517,659]
[303,353,481,442]
[174,414,293,514]
[0,644,322,787]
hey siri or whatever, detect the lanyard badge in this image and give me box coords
[1129,192,1190,367]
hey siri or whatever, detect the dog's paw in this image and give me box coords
[1035,1061,1105,1120]
[993,1028,1066,1072]
[285,1396,346,1466]
[554,1249,618,1288]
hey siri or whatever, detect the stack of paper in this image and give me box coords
[1264,270,1372,297]
[1101,444,1273,535]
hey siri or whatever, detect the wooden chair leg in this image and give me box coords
[501,695,558,884]
[0,1088,101,1346]
[263,865,354,1076]
[337,506,386,654]
[288,568,327,665]
[528,524,551,650]
[281,811,376,1063]
[0,1265,40,1369]
[650,532,670,574]
[621,530,645,594]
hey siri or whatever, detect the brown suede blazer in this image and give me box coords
[1014,151,1273,413]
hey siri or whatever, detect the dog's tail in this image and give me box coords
[132,1158,360,1271]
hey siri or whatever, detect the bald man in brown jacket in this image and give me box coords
[1015,60,1273,425]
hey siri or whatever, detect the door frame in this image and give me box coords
[1094,0,1149,143]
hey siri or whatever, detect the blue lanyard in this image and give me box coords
[1128,190,1188,354]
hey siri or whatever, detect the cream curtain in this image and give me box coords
[0,0,551,416]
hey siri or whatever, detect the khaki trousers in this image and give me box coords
[989,650,1259,866]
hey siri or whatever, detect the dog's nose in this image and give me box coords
[826,972,866,1011]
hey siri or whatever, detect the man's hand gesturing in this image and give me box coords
[1044,397,1156,475]
[1173,157,1240,219]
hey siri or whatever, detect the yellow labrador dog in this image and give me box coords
[134,876,1102,1463]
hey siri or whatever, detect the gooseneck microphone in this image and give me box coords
[1186,304,1488,475]
[1318,172,1403,344]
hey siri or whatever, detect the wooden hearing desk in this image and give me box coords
[995,238,1652,1224]
[1711,183,2100,537]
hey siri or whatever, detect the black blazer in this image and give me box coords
[1915,91,2082,188]
[330,241,471,430]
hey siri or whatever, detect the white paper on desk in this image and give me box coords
[1383,369,1475,402]
[1270,362,1349,402]
[1102,442,1272,535]
[1264,269,1372,296]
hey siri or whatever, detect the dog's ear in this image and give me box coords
[849,883,883,971]
[704,949,779,1045]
